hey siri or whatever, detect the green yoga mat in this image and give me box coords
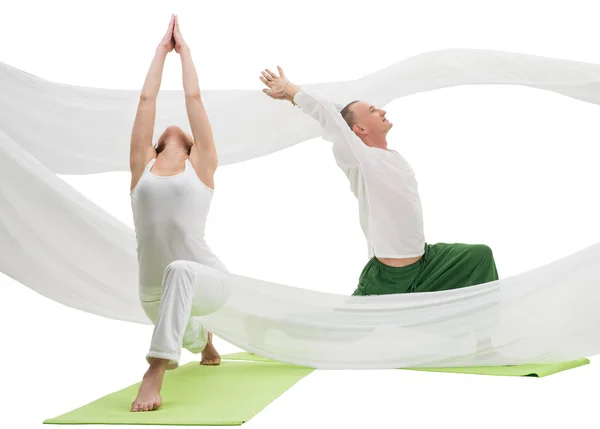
[44,360,313,426]
[222,352,590,377]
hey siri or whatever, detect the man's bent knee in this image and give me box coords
[470,244,494,261]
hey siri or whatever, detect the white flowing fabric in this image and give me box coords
[1,49,600,368]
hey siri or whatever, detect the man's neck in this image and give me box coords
[362,134,388,150]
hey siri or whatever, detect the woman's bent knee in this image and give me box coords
[164,260,194,276]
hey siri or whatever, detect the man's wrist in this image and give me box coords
[286,94,297,106]
[283,82,301,100]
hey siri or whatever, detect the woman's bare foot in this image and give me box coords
[131,359,168,412]
[200,332,221,366]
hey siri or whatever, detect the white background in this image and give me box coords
[1,0,600,428]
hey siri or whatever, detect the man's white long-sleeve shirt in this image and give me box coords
[294,88,425,258]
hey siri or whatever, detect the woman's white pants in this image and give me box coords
[141,260,231,370]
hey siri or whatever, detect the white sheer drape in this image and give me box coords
[1,49,599,368]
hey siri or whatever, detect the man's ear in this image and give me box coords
[352,123,366,135]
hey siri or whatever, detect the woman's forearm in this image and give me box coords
[140,47,169,100]
[179,46,201,98]
[178,44,215,155]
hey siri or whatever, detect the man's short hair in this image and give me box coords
[340,100,361,128]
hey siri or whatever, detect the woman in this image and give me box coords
[129,15,230,412]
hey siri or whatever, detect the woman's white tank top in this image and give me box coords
[130,158,224,300]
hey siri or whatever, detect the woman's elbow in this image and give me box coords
[139,93,157,103]
[185,92,202,102]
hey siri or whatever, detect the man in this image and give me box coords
[259,67,499,297]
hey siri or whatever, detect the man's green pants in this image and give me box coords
[352,243,499,296]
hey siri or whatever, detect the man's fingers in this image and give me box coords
[259,76,273,87]
[263,88,283,99]
[266,68,278,79]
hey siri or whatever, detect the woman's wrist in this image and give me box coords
[156,44,170,56]
[178,44,190,55]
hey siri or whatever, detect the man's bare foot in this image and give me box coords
[131,359,168,412]
[200,332,221,366]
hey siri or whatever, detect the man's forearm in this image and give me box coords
[140,47,168,100]
[180,46,201,98]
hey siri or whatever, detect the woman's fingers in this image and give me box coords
[165,14,174,36]
[175,15,182,35]
[161,14,175,45]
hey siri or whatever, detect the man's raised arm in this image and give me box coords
[259,67,368,168]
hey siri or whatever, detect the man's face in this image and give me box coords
[350,101,393,137]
